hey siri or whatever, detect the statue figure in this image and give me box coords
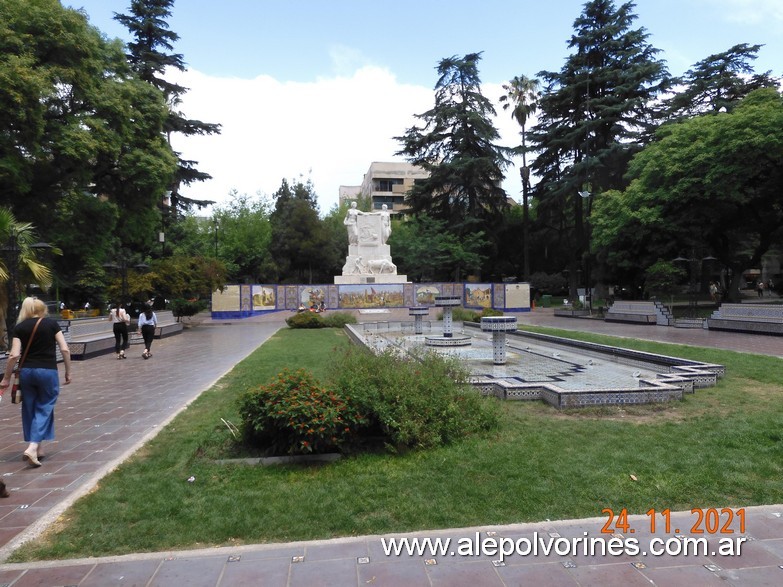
[380,204,391,244]
[352,256,367,274]
[344,201,364,246]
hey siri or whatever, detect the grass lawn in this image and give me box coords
[13,327,783,561]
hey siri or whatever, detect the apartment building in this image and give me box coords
[339,161,428,215]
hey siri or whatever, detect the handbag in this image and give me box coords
[11,317,44,404]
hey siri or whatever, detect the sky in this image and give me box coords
[64,0,783,214]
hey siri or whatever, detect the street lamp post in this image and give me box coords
[103,254,149,304]
[578,190,593,314]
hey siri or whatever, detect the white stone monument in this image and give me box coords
[335,202,408,285]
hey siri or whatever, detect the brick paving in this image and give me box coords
[0,308,782,586]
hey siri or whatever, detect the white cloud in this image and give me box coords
[170,68,527,215]
[709,0,783,27]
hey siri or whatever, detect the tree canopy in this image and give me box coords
[396,53,511,239]
[592,88,783,301]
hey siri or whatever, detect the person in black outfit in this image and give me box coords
[109,302,130,359]
[0,297,72,467]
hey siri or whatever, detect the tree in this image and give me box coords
[500,75,540,281]
[269,179,331,284]
[529,0,670,299]
[0,0,175,252]
[213,191,274,283]
[0,207,55,348]
[395,53,511,249]
[388,215,487,282]
[114,0,221,217]
[665,43,780,118]
[591,88,783,302]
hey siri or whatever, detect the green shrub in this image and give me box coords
[329,346,500,451]
[438,306,481,322]
[286,311,325,328]
[237,368,364,455]
[437,306,504,323]
[170,298,204,320]
[321,311,357,328]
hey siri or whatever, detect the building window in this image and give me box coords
[376,178,403,192]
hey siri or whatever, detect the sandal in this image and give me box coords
[23,450,41,468]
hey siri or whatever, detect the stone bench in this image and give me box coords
[707,304,783,335]
[69,310,182,359]
[604,301,658,324]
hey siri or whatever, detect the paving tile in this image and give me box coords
[706,537,783,569]
[425,559,504,586]
[304,540,369,562]
[288,556,358,587]
[567,562,653,586]
[147,555,225,587]
[495,561,580,585]
[218,555,291,587]
[8,563,94,587]
[356,559,430,587]
[641,564,730,586]
[722,565,783,586]
[79,558,161,587]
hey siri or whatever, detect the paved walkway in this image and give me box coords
[0,309,782,586]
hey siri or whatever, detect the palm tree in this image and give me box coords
[0,207,55,349]
[500,75,540,281]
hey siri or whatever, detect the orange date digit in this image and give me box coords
[691,508,745,533]
[601,508,630,534]
[601,508,614,534]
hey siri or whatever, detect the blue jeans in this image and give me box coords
[20,367,60,443]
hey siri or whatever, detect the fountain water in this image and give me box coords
[346,317,725,409]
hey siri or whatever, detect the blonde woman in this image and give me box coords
[0,298,72,467]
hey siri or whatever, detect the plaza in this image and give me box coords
[1,308,782,585]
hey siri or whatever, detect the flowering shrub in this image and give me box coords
[238,368,365,455]
[329,347,500,451]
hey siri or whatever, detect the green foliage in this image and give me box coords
[285,311,325,329]
[388,214,488,281]
[329,347,500,451]
[237,369,362,455]
[170,298,204,319]
[594,88,783,302]
[321,312,357,328]
[212,191,274,283]
[148,255,226,302]
[269,178,336,283]
[644,260,686,297]
[530,271,567,295]
[440,306,503,323]
[114,0,221,217]
[665,43,780,117]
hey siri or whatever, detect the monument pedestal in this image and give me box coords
[335,274,409,285]
[336,203,408,285]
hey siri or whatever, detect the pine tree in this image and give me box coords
[115,0,221,216]
[395,53,511,238]
[529,0,670,299]
[665,43,780,118]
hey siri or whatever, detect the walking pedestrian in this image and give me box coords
[109,302,130,359]
[137,306,158,359]
[0,297,72,467]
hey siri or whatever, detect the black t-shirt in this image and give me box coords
[13,317,62,370]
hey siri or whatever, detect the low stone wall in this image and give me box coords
[707,303,783,336]
[604,301,658,325]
